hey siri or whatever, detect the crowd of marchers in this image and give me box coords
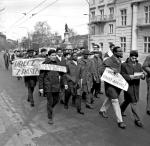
[2,44,150,129]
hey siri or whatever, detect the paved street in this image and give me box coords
[0,53,150,146]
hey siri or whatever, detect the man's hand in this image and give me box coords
[129,75,135,80]
[141,73,145,79]
[64,85,68,90]
[39,89,44,94]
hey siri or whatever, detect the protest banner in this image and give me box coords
[101,68,129,91]
[12,58,45,76]
[40,64,67,73]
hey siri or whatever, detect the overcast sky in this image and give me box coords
[0,0,89,40]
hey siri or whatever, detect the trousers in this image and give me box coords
[46,92,60,119]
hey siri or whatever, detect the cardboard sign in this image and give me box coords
[101,68,129,91]
[12,58,44,76]
[40,64,67,73]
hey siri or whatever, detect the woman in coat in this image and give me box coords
[121,50,145,127]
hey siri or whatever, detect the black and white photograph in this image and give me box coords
[0,0,150,145]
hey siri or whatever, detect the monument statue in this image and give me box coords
[65,24,69,32]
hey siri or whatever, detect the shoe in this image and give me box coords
[91,98,94,104]
[86,104,94,109]
[64,105,68,109]
[60,100,64,104]
[118,122,126,129]
[30,102,34,107]
[99,111,108,118]
[48,119,54,125]
[147,111,150,115]
[134,120,143,127]
[100,91,103,94]
[27,98,30,102]
[77,109,84,115]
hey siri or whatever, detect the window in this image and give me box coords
[100,9,104,16]
[144,6,150,23]
[91,0,95,5]
[99,42,103,50]
[91,26,95,35]
[109,24,113,34]
[144,36,150,53]
[109,7,114,19]
[120,9,127,26]
[120,37,126,52]
[109,7,114,15]
[91,11,95,18]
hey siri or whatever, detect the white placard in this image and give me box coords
[12,58,44,76]
[101,68,129,91]
[40,64,67,73]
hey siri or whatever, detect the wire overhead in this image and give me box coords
[9,0,48,29]
[15,0,59,27]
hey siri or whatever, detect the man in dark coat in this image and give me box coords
[64,52,84,114]
[99,46,126,129]
[78,50,95,109]
[39,50,68,124]
[24,49,37,107]
[91,50,103,98]
[121,51,145,127]
[3,50,10,70]
[56,47,67,104]
[142,55,150,116]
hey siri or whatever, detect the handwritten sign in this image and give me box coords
[40,64,67,73]
[12,58,44,76]
[101,68,129,91]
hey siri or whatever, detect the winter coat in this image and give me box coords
[66,60,81,87]
[102,55,122,99]
[3,53,10,65]
[91,56,103,83]
[39,58,66,93]
[78,58,94,93]
[121,58,144,103]
[142,55,150,84]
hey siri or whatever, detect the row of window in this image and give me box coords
[96,36,150,53]
[91,24,113,35]
[91,5,150,27]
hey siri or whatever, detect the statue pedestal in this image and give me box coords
[64,32,73,50]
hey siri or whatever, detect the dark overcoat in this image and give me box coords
[102,55,122,99]
[121,58,143,103]
[39,58,65,93]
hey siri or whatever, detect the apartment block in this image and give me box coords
[89,0,150,58]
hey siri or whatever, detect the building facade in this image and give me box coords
[89,0,150,59]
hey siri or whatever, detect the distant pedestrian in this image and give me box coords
[121,51,145,127]
[3,50,10,70]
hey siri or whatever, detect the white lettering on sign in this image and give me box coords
[101,68,129,91]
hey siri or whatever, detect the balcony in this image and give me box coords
[90,14,115,24]
[137,18,150,28]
